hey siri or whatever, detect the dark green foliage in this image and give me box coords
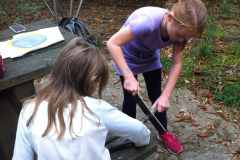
[214,79,240,108]
[197,39,214,59]
[231,41,240,57]
[160,55,171,71]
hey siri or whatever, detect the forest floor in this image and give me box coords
[0,0,240,159]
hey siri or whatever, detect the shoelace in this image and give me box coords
[164,134,178,146]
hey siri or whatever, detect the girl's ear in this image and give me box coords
[167,12,174,22]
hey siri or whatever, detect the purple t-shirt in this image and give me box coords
[114,7,181,75]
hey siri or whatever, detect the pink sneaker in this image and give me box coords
[157,131,183,154]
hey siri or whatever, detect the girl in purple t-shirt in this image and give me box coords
[107,0,207,154]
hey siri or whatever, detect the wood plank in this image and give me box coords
[1,20,72,64]
[110,136,157,160]
[0,30,77,91]
[0,20,68,41]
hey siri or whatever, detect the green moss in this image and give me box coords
[217,134,223,139]
[215,29,225,38]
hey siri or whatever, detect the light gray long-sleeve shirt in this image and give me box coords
[13,96,150,160]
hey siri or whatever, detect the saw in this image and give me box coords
[133,93,166,135]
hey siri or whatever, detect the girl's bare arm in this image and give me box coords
[107,26,139,95]
[162,45,183,98]
[152,45,183,112]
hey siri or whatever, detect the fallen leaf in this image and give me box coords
[228,147,236,154]
[209,140,223,143]
[195,88,199,99]
[197,132,209,137]
[143,98,149,101]
[223,137,231,141]
[192,124,199,127]
[175,93,181,98]
[237,147,240,158]
[228,115,236,123]
[111,92,115,97]
[206,123,213,129]
[198,77,206,80]
[198,105,207,109]
[207,98,213,106]
[181,125,185,128]
[202,145,204,150]
[234,111,239,119]
[113,79,120,84]
[162,83,166,88]
[223,142,229,146]
[174,113,196,122]
[219,85,227,94]
[203,138,208,141]
[192,69,201,74]
[223,124,229,129]
[190,78,196,83]
[201,98,208,106]
[178,79,185,86]
[218,113,228,121]
[164,149,169,153]
[189,98,196,103]
[206,109,218,115]
[175,114,184,118]
[190,113,196,122]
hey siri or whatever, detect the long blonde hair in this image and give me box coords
[166,0,207,50]
[24,37,109,140]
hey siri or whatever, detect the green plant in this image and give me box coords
[18,4,30,11]
[203,19,217,37]
[214,79,240,108]
[13,17,20,24]
[160,55,171,70]
[220,2,233,11]
[197,38,214,59]
[95,35,105,48]
[231,41,240,57]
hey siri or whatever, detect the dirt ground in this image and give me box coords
[1,0,240,159]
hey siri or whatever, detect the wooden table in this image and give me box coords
[0,20,157,160]
[0,20,76,160]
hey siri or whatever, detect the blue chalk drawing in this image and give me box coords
[11,34,47,48]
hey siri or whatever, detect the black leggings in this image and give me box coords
[120,68,167,131]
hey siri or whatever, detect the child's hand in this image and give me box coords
[152,95,170,112]
[123,76,140,96]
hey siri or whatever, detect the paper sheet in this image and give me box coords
[0,26,64,59]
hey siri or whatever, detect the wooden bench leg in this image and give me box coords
[0,90,19,160]
[11,80,35,101]
[0,80,35,160]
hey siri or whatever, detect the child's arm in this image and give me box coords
[90,99,150,147]
[12,107,35,160]
[107,26,139,95]
[152,45,183,112]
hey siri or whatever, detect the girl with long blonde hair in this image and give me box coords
[13,37,150,160]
